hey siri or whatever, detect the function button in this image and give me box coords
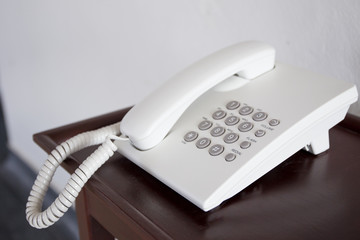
[252,112,268,121]
[226,101,240,110]
[238,122,254,132]
[240,141,251,149]
[224,116,240,126]
[269,119,280,126]
[223,132,239,144]
[255,129,266,137]
[196,137,211,149]
[184,131,198,142]
[210,126,226,137]
[239,106,254,115]
[225,153,236,162]
[212,110,227,120]
[198,120,213,130]
[209,144,224,156]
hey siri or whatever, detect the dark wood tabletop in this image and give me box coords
[34,108,360,240]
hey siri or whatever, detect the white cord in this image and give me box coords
[26,121,128,229]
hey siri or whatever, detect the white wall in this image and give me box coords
[0,0,359,192]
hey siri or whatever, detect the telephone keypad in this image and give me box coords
[185,100,280,162]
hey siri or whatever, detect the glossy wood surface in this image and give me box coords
[34,109,360,240]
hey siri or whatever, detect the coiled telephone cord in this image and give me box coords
[25,121,127,229]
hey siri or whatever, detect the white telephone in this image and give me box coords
[26,41,358,228]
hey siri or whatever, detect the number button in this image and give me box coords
[224,116,240,126]
[239,106,254,115]
[198,120,213,130]
[212,110,227,120]
[184,131,198,142]
[238,122,254,132]
[196,138,211,149]
[226,101,240,110]
[223,132,239,144]
[209,144,224,156]
[252,112,268,121]
[210,126,226,137]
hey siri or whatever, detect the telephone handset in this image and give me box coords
[26,41,358,229]
[121,41,275,150]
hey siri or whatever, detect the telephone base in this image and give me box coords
[116,55,358,213]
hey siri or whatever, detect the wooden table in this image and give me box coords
[34,108,360,240]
